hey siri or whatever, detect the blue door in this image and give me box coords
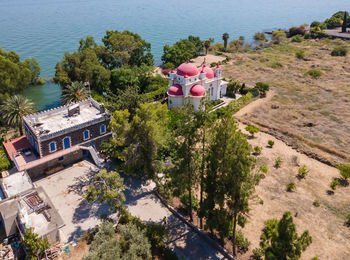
[63,137,71,149]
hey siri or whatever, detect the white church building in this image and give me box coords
[167,61,228,111]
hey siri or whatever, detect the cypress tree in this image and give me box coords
[342,11,348,33]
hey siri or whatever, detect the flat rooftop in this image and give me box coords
[24,99,108,137]
[1,171,34,198]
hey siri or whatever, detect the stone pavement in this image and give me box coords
[123,176,226,260]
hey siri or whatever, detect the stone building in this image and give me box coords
[3,98,111,178]
[167,61,228,111]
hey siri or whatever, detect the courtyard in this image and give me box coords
[34,160,110,243]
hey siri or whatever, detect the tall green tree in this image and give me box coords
[24,57,43,85]
[259,211,312,260]
[342,11,348,33]
[222,33,230,50]
[61,81,90,104]
[100,30,154,69]
[188,35,204,55]
[202,105,255,255]
[0,95,36,135]
[162,39,197,67]
[203,39,214,55]
[170,104,201,222]
[85,169,126,213]
[109,103,169,178]
[21,228,49,260]
[0,46,32,99]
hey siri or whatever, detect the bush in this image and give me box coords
[255,82,270,97]
[275,157,282,168]
[226,80,242,98]
[345,214,350,226]
[337,164,350,181]
[162,62,175,69]
[260,165,268,174]
[252,248,264,260]
[325,16,342,29]
[238,215,247,228]
[235,230,251,253]
[272,30,287,44]
[306,69,323,79]
[270,61,283,69]
[310,21,327,30]
[245,125,260,137]
[292,35,303,43]
[0,145,11,171]
[312,200,320,207]
[180,193,199,211]
[289,27,306,37]
[295,49,305,59]
[146,222,169,249]
[268,140,275,148]
[298,165,309,179]
[330,179,340,190]
[331,46,348,56]
[254,146,262,155]
[254,32,268,42]
[286,182,296,192]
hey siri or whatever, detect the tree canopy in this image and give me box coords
[259,211,312,260]
[21,228,49,259]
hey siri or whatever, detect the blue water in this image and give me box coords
[1,0,349,109]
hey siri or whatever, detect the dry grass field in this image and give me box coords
[222,38,350,166]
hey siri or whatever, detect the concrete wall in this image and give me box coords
[40,119,110,157]
[168,96,184,109]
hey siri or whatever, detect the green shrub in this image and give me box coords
[292,35,303,43]
[226,80,242,98]
[289,27,306,37]
[338,164,350,181]
[275,157,282,168]
[306,69,323,79]
[146,222,169,249]
[310,21,327,30]
[325,16,342,29]
[268,140,275,148]
[295,49,305,59]
[312,200,320,207]
[252,248,264,260]
[270,61,283,69]
[311,257,320,260]
[298,165,309,179]
[180,193,199,211]
[259,199,264,205]
[331,46,348,56]
[162,62,174,69]
[0,145,11,171]
[210,62,217,68]
[235,230,251,253]
[345,214,350,226]
[254,146,262,155]
[272,30,287,44]
[330,179,340,190]
[260,165,268,174]
[255,82,270,97]
[254,32,267,42]
[286,182,296,192]
[238,215,247,228]
[245,125,260,137]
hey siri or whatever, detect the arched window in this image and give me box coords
[49,142,56,153]
[83,130,90,140]
[63,137,71,149]
[100,124,106,134]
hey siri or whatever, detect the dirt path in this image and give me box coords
[234,95,350,259]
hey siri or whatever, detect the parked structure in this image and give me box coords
[3,98,111,178]
[167,61,228,111]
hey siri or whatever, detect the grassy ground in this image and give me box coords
[222,38,350,165]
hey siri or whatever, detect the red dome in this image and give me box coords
[168,84,183,96]
[190,84,205,96]
[201,66,214,79]
[177,62,199,77]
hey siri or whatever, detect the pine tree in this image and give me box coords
[259,211,312,260]
[203,105,255,255]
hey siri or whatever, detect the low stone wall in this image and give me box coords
[154,190,235,260]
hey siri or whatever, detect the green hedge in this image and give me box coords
[212,92,253,118]
[0,145,11,171]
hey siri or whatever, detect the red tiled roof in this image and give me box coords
[3,136,31,161]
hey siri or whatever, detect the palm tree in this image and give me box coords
[0,95,37,135]
[204,40,211,54]
[222,33,230,50]
[62,81,90,105]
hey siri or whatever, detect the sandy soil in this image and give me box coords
[234,97,350,259]
[192,54,226,67]
[222,38,350,166]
